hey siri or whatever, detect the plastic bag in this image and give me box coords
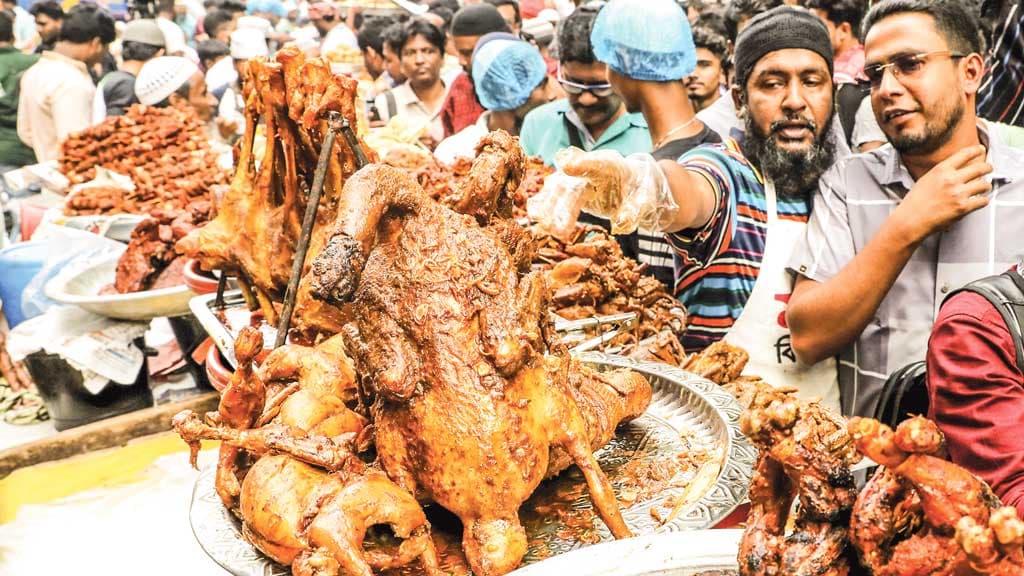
[528,148,679,236]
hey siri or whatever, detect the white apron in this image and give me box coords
[723,181,841,414]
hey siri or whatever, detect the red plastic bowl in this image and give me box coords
[183,259,220,295]
[205,344,232,393]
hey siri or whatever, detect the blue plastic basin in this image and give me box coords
[0,241,47,327]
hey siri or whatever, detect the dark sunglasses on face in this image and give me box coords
[319,13,334,22]
[557,70,615,98]
[864,50,967,88]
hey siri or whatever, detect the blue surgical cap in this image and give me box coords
[472,33,549,111]
[591,0,697,82]
[247,0,286,18]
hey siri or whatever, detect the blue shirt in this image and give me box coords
[519,99,651,166]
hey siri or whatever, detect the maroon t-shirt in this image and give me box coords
[927,290,1024,518]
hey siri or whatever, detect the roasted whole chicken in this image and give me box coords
[177,47,372,335]
[304,131,652,576]
[174,327,441,576]
[737,387,859,576]
[848,416,1024,576]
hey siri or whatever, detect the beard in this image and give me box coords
[888,99,964,156]
[743,112,836,200]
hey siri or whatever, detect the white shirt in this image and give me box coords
[17,51,96,163]
[374,81,449,144]
[320,23,358,55]
[205,56,237,95]
[434,112,491,165]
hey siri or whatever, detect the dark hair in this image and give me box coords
[691,25,730,71]
[557,4,598,64]
[197,38,230,64]
[428,6,454,31]
[59,3,116,44]
[358,15,394,54]
[383,21,404,54]
[726,0,783,40]
[695,5,729,40]
[219,0,247,14]
[121,39,163,61]
[485,0,521,24]
[803,0,865,40]
[0,9,13,43]
[29,0,64,20]
[396,17,446,54]
[862,0,983,55]
[203,9,233,38]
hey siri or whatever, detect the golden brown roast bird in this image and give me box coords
[305,131,651,576]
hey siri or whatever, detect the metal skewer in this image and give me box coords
[214,273,228,309]
[274,111,346,348]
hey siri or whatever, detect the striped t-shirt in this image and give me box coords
[665,140,811,353]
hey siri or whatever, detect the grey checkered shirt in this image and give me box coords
[789,124,1024,417]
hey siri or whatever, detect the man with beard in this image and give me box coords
[786,0,1024,417]
[532,4,840,409]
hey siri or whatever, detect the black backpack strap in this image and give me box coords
[384,90,398,119]
[944,270,1024,370]
[564,115,585,149]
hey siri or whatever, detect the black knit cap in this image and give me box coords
[451,4,511,37]
[733,6,834,89]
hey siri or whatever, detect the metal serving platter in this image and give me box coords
[187,299,755,576]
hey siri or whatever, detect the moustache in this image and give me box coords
[769,117,818,134]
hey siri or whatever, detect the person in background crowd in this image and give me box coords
[197,38,230,71]
[520,5,650,167]
[726,0,785,40]
[979,0,1024,126]
[541,4,841,409]
[802,0,866,83]
[381,21,409,87]
[926,261,1024,519]
[423,5,466,84]
[0,10,38,173]
[203,9,236,44]
[18,3,114,163]
[1,0,33,52]
[687,25,728,113]
[93,19,165,124]
[787,0,1024,417]
[28,1,62,55]
[375,18,449,148]
[357,16,396,99]
[439,4,509,138]
[435,32,556,162]
[309,1,358,54]
[485,0,522,35]
[216,28,266,140]
[157,0,189,57]
[135,55,217,122]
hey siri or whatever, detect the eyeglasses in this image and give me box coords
[557,67,614,97]
[864,50,967,88]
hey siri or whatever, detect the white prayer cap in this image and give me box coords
[135,56,200,106]
[230,28,269,60]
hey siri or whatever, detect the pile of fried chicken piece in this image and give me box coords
[173,49,654,575]
[687,341,1024,576]
[61,104,228,216]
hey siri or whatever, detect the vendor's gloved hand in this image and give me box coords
[527,147,677,237]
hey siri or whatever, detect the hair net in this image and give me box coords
[590,0,696,82]
[472,33,548,111]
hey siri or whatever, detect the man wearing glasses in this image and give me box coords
[787,0,1024,417]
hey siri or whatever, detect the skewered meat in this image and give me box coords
[847,416,1015,576]
[305,131,651,576]
[176,47,373,335]
[113,203,210,293]
[62,105,228,216]
[738,387,859,576]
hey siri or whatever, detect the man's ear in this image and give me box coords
[168,92,185,107]
[837,21,853,43]
[960,52,986,95]
[731,85,745,118]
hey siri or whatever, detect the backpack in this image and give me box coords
[873,269,1024,428]
[836,81,870,150]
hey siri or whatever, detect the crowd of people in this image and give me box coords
[0,0,1023,519]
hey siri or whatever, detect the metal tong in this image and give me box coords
[553,312,638,354]
[272,111,370,347]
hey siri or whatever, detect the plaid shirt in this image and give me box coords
[439,72,484,139]
[789,123,1024,417]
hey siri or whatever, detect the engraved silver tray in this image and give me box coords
[188,347,755,576]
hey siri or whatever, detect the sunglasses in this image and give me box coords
[864,50,967,88]
[557,67,614,97]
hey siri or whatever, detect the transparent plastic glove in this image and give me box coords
[528,148,678,236]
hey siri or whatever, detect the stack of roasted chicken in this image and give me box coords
[174,49,653,576]
[686,341,1024,576]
